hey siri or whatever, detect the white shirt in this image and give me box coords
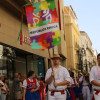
[23,78,40,88]
[79,76,89,86]
[0,80,6,94]
[70,77,74,85]
[45,66,71,90]
[90,66,100,90]
[73,78,78,85]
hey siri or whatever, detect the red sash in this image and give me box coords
[73,78,75,84]
[69,89,76,100]
[26,78,36,90]
[92,91,100,100]
[77,79,79,83]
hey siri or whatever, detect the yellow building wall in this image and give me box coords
[65,14,80,71]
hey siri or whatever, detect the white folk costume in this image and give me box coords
[90,66,100,100]
[79,75,91,100]
[45,65,71,100]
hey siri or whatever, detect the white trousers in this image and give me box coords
[0,94,6,100]
[82,86,91,100]
[94,91,100,100]
[48,91,66,100]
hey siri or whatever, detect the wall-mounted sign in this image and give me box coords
[21,34,31,45]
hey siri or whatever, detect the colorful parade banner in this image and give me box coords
[25,0,61,49]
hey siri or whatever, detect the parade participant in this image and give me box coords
[90,53,100,100]
[66,74,76,100]
[77,73,83,99]
[23,71,41,100]
[45,54,71,100]
[70,72,79,99]
[77,73,82,82]
[79,71,91,100]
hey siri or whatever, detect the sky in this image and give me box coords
[64,0,100,53]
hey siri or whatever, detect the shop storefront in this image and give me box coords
[0,44,45,100]
[0,44,45,77]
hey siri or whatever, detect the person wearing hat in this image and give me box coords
[79,71,90,100]
[45,54,71,100]
[0,74,7,100]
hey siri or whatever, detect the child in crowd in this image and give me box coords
[4,78,10,94]
[4,78,10,100]
[20,76,25,93]
[39,77,46,100]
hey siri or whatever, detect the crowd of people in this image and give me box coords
[0,53,100,100]
[0,71,91,100]
[0,71,47,100]
[66,71,91,100]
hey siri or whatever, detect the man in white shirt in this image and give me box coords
[79,72,90,100]
[45,54,71,100]
[90,53,100,100]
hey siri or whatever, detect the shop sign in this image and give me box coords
[22,34,31,45]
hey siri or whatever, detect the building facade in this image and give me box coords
[64,6,80,74]
[0,0,67,99]
[80,31,97,72]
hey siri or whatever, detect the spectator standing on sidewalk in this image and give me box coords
[3,78,10,100]
[0,75,7,100]
[39,77,46,100]
[13,73,22,100]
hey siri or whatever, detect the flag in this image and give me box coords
[25,0,61,49]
